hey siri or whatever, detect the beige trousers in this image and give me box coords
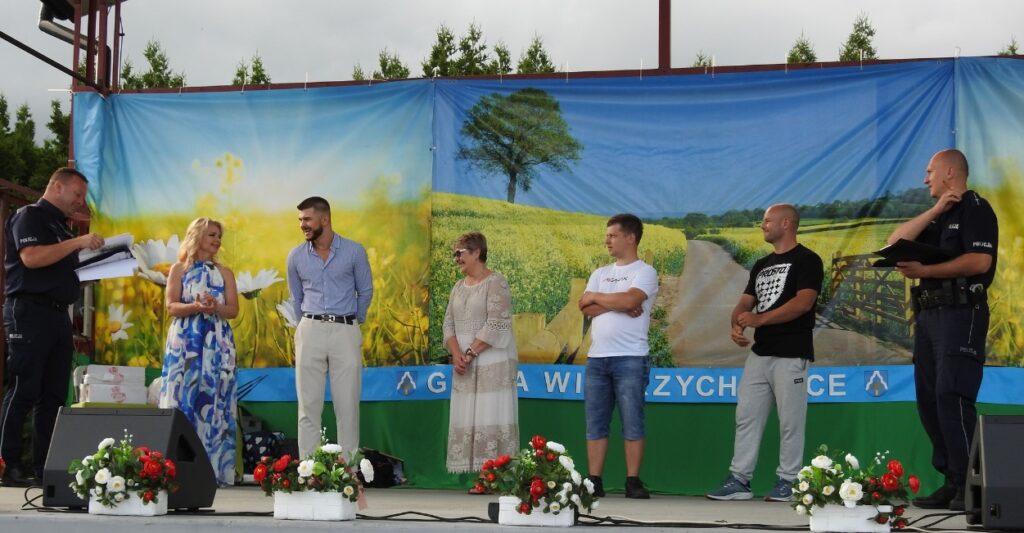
[295,317,362,458]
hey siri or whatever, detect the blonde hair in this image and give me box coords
[178,217,224,264]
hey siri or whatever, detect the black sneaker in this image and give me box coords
[913,481,957,509]
[706,475,753,500]
[0,464,38,488]
[587,475,605,497]
[949,486,965,511]
[625,476,650,499]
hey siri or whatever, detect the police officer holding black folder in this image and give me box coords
[0,167,103,487]
[886,149,998,512]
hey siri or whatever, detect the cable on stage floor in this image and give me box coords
[11,485,982,531]
[356,511,495,523]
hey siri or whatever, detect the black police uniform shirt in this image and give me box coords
[743,243,824,361]
[4,198,81,304]
[914,190,998,291]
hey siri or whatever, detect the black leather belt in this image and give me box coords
[912,282,986,311]
[303,313,357,324]
[9,293,68,310]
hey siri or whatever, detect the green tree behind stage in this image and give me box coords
[121,40,186,89]
[839,13,878,61]
[233,52,272,86]
[0,95,69,190]
[788,32,818,64]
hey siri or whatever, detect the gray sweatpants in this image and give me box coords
[729,353,809,483]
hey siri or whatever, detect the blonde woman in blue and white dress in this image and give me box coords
[158,217,240,486]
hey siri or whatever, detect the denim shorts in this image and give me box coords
[584,356,650,440]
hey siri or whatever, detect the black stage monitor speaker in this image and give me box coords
[966,414,1024,530]
[42,407,217,510]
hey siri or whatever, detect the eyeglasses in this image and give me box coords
[452,248,469,260]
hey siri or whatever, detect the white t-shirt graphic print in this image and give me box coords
[585,260,659,358]
[753,262,791,312]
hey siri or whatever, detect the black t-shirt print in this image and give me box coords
[743,243,824,360]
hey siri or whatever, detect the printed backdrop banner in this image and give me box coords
[236,365,1024,405]
[73,58,1024,405]
[75,84,434,369]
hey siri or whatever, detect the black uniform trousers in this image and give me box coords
[912,303,988,487]
[0,296,74,477]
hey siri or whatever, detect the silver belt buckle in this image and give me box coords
[325,315,338,323]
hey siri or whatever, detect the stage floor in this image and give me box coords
[0,484,972,532]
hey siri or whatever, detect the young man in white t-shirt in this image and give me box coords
[578,213,659,499]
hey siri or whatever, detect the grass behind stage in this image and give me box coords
[239,399,1024,496]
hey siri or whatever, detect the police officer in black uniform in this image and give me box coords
[886,149,998,512]
[0,168,103,487]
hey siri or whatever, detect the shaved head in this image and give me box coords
[933,149,969,179]
[768,203,800,229]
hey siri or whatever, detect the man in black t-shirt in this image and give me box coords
[0,168,103,487]
[887,149,998,511]
[707,204,823,502]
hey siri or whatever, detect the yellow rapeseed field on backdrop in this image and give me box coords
[90,170,431,368]
[430,192,687,362]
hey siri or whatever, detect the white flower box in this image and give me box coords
[809,504,892,533]
[497,496,574,527]
[88,490,167,516]
[82,365,145,385]
[80,383,149,404]
[273,491,356,521]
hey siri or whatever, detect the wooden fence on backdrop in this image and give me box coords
[828,252,915,345]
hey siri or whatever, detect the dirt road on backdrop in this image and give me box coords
[665,239,910,367]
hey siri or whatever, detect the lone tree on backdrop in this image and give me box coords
[121,39,185,89]
[692,50,711,68]
[788,32,817,63]
[517,35,557,74]
[232,53,272,85]
[998,36,1019,56]
[839,13,878,62]
[457,88,582,204]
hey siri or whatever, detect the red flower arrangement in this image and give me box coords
[478,434,598,516]
[792,445,920,529]
[254,438,373,501]
[67,432,179,508]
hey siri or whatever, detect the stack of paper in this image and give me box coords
[76,233,137,281]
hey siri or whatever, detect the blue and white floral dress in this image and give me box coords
[158,260,237,486]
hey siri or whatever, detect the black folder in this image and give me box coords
[872,238,952,267]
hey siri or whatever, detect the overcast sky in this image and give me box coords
[1,0,1021,143]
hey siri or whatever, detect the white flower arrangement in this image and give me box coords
[255,431,373,501]
[839,480,864,508]
[479,434,598,516]
[791,444,921,529]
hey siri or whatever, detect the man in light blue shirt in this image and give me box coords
[287,196,373,457]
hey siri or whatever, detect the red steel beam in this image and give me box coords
[659,0,670,71]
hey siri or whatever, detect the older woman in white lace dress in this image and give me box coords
[443,232,519,486]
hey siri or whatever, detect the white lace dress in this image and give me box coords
[443,272,520,473]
